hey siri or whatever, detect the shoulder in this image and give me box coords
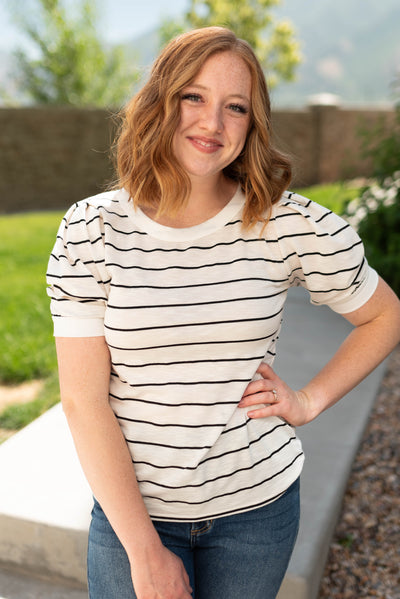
[58,189,130,243]
[272,191,332,222]
[64,189,127,223]
[270,190,352,240]
[268,191,378,312]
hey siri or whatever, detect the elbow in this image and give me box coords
[60,392,87,425]
[59,388,111,424]
[379,287,400,349]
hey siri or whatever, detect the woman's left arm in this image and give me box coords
[239,276,400,426]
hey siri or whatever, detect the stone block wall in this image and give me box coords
[0,104,396,213]
[0,107,117,213]
[272,103,396,188]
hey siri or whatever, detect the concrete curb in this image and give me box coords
[0,404,91,588]
[275,288,387,599]
[0,288,387,598]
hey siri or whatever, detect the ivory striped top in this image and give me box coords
[46,186,378,521]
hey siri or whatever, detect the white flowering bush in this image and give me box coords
[345,173,400,228]
[345,172,400,295]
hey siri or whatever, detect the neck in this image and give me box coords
[142,175,237,228]
[187,173,236,210]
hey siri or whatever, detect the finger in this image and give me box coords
[270,388,279,403]
[242,373,276,397]
[256,362,275,378]
[240,379,279,403]
[247,402,281,419]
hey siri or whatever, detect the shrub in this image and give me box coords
[345,172,400,295]
[360,74,400,182]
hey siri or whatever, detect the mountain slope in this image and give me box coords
[271,0,400,105]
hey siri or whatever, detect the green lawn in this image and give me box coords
[295,181,361,215]
[0,211,63,432]
[0,211,64,383]
[0,181,362,433]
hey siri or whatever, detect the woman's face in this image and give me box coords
[173,51,252,185]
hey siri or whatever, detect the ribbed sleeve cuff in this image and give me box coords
[329,267,379,314]
[52,317,105,337]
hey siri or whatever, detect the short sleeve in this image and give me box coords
[46,200,110,336]
[271,193,379,314]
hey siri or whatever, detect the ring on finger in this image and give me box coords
[271,389,278,403]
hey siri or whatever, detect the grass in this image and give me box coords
[0,211,63,438]
[0,371,60,431]
[0,181,364,436]
[295,181,362,215]
[0,211,63,383]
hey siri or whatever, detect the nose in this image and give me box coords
[200,102,223,133]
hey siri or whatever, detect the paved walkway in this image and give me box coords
[0,288,387,599]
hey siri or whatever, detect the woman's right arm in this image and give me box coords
[56,336,192,599]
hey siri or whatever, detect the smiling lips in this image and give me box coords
[188,136,223,153]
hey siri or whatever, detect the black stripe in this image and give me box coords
[142,453,303,505]
[331,223,351,237]
[49,283,106,301]
[51,297,102,308]
[109,392,238,408]
[126,438,213,451]
[122,419,249,459]
[117,416,226,429]
[351,256,366,284]
[272,209,331,224]
[282,197,312,209]
[302,263,361,278]
[137,436,297,490]
[296,239,362,259]
[47,273,110,284]
[112,354,264,369]
[49,253,105,267]
[66,235,103,246]
[107,289,285,311]
[103,221,137,235]
[105,236,266,254]
[105,256,284,272]
[107,331,278,352]
[225,218,242,227]
[101,207,130,219]
[289,279,357,294]
[104,310,283,333]
[109,275,288,291]
[127,421,287,456]
[121,378,250,388]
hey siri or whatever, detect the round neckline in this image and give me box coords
[117,185,245,241]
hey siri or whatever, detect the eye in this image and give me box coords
[228,103,248,114]
[181,93,203,103]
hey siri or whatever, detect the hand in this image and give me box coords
[238,362,315,427]
[130,543,192,599]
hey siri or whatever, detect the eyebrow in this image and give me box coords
[185,83,250,103]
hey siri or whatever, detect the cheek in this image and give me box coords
[233,122,249,151]
[178,106,196,130]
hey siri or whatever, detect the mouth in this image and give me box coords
[188,136,223,152]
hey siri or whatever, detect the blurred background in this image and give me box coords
[1,0,399,107]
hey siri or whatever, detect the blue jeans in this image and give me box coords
[87,478,300,599]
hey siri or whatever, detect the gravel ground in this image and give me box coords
[318,345,400,599]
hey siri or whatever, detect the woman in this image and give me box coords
[47,27,400,599]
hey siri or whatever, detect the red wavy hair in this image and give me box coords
[114,26,292,228]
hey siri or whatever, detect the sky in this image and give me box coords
[0,0,188,52]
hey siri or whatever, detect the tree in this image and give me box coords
[5,0,138,107]
[160,0,301,88]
